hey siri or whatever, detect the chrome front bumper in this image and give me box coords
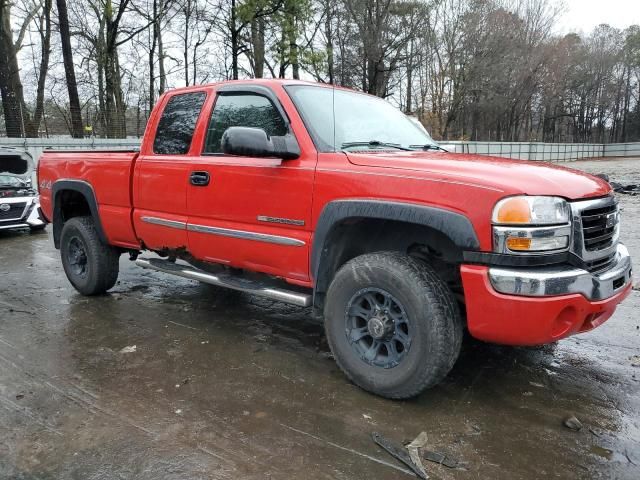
[489,243,633,301]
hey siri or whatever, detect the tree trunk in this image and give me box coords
[230,0,239,79]
[324,3,334,84]
[157,0,166,95]
[26,0,52,137]
[149,0,157,111]
[405,42,413,113]
[183,0,190,85]
[56,0,83,137]
[103,1,127,138]
[251,17,265,78]
[0,0,26,137]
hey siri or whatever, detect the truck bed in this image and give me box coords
[38,150,140,249]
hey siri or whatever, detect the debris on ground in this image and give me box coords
[406,432,430,478]
[563,415,583,431]
[119,345,137,353]
[594,174,640,195]
[588,426,602,437]
[609,181,639,195]
[630,355,640,367]
[372,432,428,479]
[422,450,466,469]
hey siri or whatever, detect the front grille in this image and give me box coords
[0,202,26,221]
[580,203,618,251]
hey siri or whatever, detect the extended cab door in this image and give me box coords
[187,85,317,285]
[133,90,208,250]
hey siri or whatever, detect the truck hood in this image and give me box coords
[0,148,34,179]
[346,151,611,200]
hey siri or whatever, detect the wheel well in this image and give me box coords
[58,190,91,221]
[313,218,464,308]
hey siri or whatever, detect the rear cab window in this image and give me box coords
[153,92,207,155]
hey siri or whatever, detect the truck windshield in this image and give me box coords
[286,85,438,153]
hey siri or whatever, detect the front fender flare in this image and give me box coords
[311,199,480,295]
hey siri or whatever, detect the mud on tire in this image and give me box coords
[324,251,463,399]
[60,216,120,295]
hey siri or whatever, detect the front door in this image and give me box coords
[187,86,316,285]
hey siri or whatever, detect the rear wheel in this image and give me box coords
[60,216,120,295]
[324,251,463,399]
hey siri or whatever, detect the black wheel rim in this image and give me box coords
[344,287,411,369]
[67,236,88,278]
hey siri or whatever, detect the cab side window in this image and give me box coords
[203,93,287,154]
[153,92,207,155]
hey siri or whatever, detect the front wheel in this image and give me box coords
[324,252,463,399]
[60,216,120,295]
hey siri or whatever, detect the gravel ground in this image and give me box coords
[0,157,638,479]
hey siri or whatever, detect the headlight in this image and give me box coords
[492,196,571,254]
[493,196,569,225]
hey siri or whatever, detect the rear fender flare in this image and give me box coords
[52,180,107,248]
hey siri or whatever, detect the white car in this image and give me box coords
[0,148,47,232]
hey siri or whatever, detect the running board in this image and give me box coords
[135,258,312,307]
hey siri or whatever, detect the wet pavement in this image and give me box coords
[1,158,639,479]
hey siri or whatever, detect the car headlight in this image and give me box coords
[492,196,571,254]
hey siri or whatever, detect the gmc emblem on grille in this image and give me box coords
[0,204,10,212]
[605,213,616,228]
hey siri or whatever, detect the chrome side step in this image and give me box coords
[135,257,312,307]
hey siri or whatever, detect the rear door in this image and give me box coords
[186,85,317,284]
[133,90,208,250]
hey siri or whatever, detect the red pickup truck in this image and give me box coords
[38,79,633,399]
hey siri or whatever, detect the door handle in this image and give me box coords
[190,171,210,186]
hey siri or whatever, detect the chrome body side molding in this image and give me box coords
[187,223,305,246]
[141,215,305,246]
[141,216,187,230]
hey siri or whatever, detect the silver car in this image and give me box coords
[0,148,47,232]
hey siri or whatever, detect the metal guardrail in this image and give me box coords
[0,137,141,163]
[2,137,640,163]
[439,141,640,161]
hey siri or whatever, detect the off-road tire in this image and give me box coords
[60,216,120,295]
[324,251,463,399]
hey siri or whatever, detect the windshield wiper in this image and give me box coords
[341,140,412,151]
[409,144,447,152]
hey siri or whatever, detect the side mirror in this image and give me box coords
[221,127,300,160]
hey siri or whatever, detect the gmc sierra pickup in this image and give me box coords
[38,79,633,399]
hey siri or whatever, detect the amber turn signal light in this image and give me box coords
[506,237,532,251]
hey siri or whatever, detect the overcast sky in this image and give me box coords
[557,0,640,34]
